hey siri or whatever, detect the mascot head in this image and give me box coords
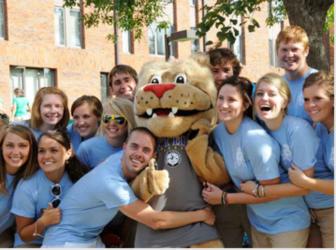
[134,55,217,137]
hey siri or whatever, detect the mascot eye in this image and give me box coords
[175,74,187,84]
[150,75,161,84]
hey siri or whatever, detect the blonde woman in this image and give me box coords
[77,96,135,169]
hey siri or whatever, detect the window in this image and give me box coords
[100,72,109,103]
[191,27,200,52]
[122,30,134,54]
[268,3,282,66]
[0,0,6,39]
[148,23,170,56]
[10,66,56,105]
[54,4,83,48]
[189,0,199,53]
[229,17,245,64]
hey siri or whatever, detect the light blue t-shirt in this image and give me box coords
[266,116,319,183]
[77,136,122,168]
[67,124,82,154]
[11,170,73,247]
[0,174,15,234]
[213,117,310,234]
[284,67,317,123]
[304,123,334,209]
[42,151,137,246]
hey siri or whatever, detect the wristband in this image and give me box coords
[221,191,228,205]
[33,219,44,238]
[252,183,260,197]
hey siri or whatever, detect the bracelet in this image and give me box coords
[258,184,265,197]
[221,191,228,205]
[252,183,260,197]
[33,219,44,238]
[260,185,265,197]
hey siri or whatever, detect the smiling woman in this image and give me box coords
[10,130,89,248]
[0,125,38,248]
[67,95,103,153]
[27,87,70,140]
[76,96,135,169]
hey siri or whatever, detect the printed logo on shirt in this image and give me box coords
[281,144,292,165]
[235,147,246,169]
[329,147,334,168]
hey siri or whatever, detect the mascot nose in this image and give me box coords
[143,84,176,98]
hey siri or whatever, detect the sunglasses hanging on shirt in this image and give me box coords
[50,183,62,208]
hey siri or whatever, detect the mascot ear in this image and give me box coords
[189,52,211,69]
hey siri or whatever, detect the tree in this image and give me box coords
[65,0,333,70]
[63,0,169,40]
[197,0,334,70]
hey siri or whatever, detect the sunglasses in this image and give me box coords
[50,183,62,208]
[103,114,127,126]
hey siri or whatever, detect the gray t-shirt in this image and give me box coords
[135,136,219,247]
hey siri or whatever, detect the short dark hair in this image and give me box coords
[71,95,103,119]
[208,48,242,77]
[126,127,157,150]
[109,64,138,87]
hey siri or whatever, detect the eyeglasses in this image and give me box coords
[50,183,62,208]
[102,114,127,126]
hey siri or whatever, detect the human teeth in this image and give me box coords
[172,107,178,114]
[146,108,153,116]
[168,112,175,118]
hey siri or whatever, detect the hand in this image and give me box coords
[39,203,61,226]
[191,119,211,135]
[202,182,222,205]
[146,158,170,195]
[240,180,257,195]
[201,207,215,225]
[288,164,310,188]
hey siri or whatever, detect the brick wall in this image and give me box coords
[1,0,330,115]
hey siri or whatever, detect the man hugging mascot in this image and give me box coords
[131,54,230,247]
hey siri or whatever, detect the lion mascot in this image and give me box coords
[131,54,230,248]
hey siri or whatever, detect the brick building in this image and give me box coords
[0,0,298,114]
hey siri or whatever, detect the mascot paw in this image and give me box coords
[191,119,211,135]
[146,159,170,196]
[131,158,170,202]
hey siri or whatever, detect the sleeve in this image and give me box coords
[99,176,137,209]
[244,130,280,181]
[10,181,36,218]
[209,131,221,153]
[77,143,92,168]
[289,121,319,170]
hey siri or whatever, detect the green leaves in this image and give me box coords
[196,0,267,46]
[64,0,168,41]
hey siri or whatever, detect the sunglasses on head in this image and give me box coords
[103,114,126,125]
[50,183,62,208]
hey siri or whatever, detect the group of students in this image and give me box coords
[0,24,334,248]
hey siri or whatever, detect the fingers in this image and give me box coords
[148,158,156,170]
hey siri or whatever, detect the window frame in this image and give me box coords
[0,0,8,39]
[54,2,84,48]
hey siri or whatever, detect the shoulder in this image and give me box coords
[285,116,316,136]
[242,118,269,139]
[78,136,104,150]
[15,170,41,194]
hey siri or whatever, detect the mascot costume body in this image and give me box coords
[132,55,230,247]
